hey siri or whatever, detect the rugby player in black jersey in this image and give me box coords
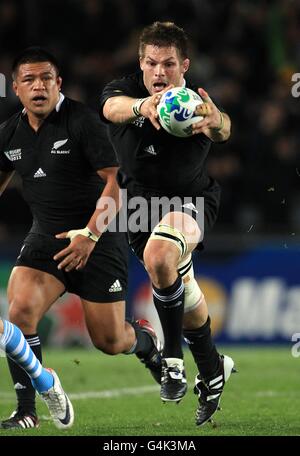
[0,47,162,429]
[101,22,236,426]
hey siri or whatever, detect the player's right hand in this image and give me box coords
[53,232,96,272]
[140,85,174,130]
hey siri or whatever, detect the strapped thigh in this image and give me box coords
[149,223,188,259]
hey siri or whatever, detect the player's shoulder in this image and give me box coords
[104,70,144,96]
[61,97,101,128]
[62,97,94,119]
[61,97,106,140]
[109,70,140,85]
[185,79,200,93]
[0,111,22,144]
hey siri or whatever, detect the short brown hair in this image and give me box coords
[139,21,189,61]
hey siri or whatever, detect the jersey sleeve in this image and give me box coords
[0,125,15,172]
[99,76,138,123]
[0,153,14,172]
[78,109,118,171]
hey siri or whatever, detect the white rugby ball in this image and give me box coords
[157,87,203,137]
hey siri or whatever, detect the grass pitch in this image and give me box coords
[0,346,299,436]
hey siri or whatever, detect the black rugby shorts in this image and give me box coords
[15,231,128,302]
[128,179,221,261]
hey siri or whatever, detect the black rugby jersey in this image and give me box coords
[0,95,118,235]
[100,70,220,199]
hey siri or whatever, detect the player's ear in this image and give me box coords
[13,81,18,97]
[139,56,144,71]
[182,58,190,74]
[57,76,62,90]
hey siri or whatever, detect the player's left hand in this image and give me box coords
[192,88,222,135]
[53,232,96,272]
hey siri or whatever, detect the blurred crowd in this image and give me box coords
[0,0,299,239]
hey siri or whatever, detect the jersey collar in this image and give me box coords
[56,92,65,111]
[21,92,65,115]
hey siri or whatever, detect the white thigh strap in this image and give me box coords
[149,224,187,258]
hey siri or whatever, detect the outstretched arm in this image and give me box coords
[103,85,173,130]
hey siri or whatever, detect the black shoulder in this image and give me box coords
[0,112,22,144]
[61,97,95,120]
[60,97,106,135]
[102,70,146,98]
[186,79,200,94]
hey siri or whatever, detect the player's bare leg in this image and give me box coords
[81,299,163,383]
[1,267,73,429]
[143,211,200,403]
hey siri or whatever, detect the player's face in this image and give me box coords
[140,45,189,95]
[13,62,62,118]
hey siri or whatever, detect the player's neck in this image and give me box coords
[26,112,48,132]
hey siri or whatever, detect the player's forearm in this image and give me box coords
[208,113,231,142]
[103,96,142,124]
[0,170,15,197]
[87,178,121,237]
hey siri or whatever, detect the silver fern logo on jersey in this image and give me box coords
[51,138,70,154]
[4,149,22,161]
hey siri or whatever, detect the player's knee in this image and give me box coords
[91,335,123,355]
[8,296,38,329]
[144,244,177,280]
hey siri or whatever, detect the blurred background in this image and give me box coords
[0,0,299,346]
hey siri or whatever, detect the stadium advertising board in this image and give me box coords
[130,247,300,344]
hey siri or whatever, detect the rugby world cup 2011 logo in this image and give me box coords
[158,87,194,130]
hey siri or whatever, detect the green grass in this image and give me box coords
[0,346,299,436]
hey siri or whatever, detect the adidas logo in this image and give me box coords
[33,168,46,178]
[144,145,157,155]
[14,382,27,390]
[183,336,194,345]
[182,202,198,213]
[109,279,122,292]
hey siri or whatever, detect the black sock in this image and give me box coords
[153,275,184,359]
[6,334,42,415]
[125,320,154,358]
[183,317,220,380]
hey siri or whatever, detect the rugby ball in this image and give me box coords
[157,87,203,137]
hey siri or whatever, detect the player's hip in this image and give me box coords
[15,232,128,302]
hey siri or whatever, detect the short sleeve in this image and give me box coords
[0,126,15,172]
[99,76,140,123]
[78,109,118,171]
